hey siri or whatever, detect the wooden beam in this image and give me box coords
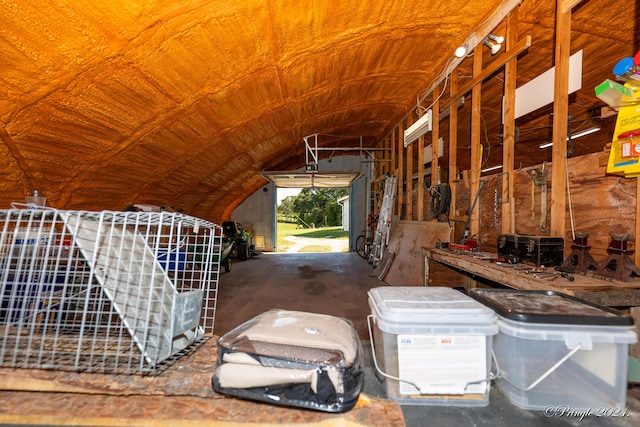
[396,124,404,219]
[448,75,458,242]
[382,135,388,176]
[440,36,531,112]
[470,47,483,238]
[406,116,414,220]
[432,87,440,188]
[388,131,396,218]
[421,0,523,99]
[550,3,571,237]
[561,0,584,13]
[378,0,523,146]
[390,128,396,181]
[417,131,425,221]
[502,10,518,234]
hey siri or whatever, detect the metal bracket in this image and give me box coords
[303,134,392,169]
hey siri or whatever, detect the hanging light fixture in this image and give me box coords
[482,34,504,55]
[404,109,433,147]
[570,126,602,139]
[483,37,502,55]
[538,126,601,149]
[481,164,503,173]
[487,33,505,44]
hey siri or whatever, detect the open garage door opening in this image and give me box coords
[260,169,365,254]
[276,187,349,253]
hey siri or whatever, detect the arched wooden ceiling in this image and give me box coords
[1,0,637,222]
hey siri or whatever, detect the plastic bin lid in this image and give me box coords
[368,286,496,325]
[469,289,634,325]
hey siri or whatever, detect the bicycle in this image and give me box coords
[355,232,373,260]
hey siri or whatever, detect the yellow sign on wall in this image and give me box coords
[607,105,640,177]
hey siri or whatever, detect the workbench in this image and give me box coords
[424,248,640,357]
[0,337,405,427]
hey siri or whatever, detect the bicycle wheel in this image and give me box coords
[356,234,367,259]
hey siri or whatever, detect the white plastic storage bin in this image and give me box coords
[367,286,498,406]
[469,289,637,411]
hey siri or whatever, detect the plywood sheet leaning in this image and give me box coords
[375,220,451,286]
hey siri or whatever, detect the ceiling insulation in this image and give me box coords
[0,0,636,221]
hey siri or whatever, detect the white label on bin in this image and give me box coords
[397,335,487,395]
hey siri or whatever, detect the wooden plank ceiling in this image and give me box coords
[0,0,637,222]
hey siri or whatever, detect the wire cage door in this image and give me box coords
[0,209,222,374]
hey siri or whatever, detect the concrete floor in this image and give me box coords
[215,252,378,341]
[215,252,640,427]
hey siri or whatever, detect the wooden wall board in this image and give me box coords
[424,257,467,288]
[461,152,638,266]
[375,220,451,286]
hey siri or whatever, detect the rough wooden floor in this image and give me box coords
[0,332,404,426]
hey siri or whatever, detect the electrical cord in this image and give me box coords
[429,183,452,220]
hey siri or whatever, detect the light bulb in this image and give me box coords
[488,34,505,44]
[454,45,468,58]
[483,39,502,55]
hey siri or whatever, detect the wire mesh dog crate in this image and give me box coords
[0,209,222,374]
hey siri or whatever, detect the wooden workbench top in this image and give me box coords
[425,248,640,306]
[0,338,405,427]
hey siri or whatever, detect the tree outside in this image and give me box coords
[278,187,348,228]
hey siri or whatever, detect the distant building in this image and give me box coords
[337,195,349,231]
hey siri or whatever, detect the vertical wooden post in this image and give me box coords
[470,48,483,237]
[390,130,397,218]
[397,124,404,220]
[381,136,388,176]
[449,74,458,242]
[373,140,380,179]
[417,117,425,221]
[406,116,414,220]
[502,10,518,234]
[432,87,440,188]
[385,134,391,175]
[390,128,397,177]
[550,2,571,237]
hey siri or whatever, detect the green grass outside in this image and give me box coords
[277,222,348,252]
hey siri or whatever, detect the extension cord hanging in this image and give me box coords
[429,183,452,221]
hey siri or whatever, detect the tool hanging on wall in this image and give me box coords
[458,180,485,244]
[527,163,548,231]
[428,183,452,222]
